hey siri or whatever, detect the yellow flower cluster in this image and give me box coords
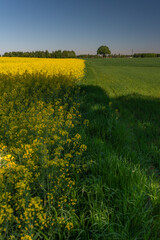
[0,57,85,80]
[0,58,87,239]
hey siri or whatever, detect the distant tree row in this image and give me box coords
[77,54,102,58]
[109,54,132,58]
[77,54,132,59]
[133,53,160,58]
[3,50,76,58]
[2,50,160,59]
[77,53,160,59]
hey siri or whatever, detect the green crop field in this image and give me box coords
[80,58,160,170]
[77,58,160,239]
[83,58,160,97]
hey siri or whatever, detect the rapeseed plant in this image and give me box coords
[0,57,85,80]
[0,57,87,239]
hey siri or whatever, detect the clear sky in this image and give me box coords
[0,0,160,55]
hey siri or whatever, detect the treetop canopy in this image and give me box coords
[97,45,111,57]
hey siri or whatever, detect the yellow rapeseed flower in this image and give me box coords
[0,57,85,80]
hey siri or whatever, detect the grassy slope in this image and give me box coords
[76,58,160,239]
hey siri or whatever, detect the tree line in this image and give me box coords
[77,53,160,59]
[2,50,76,58]
[133,53,160,58]
[1,48,160,59]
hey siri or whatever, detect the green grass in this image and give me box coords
[81,58,160,171]
[75,58,160,239]
[83,58,160,98]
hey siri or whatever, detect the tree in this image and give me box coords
[54,50,62,58]
[61,50,76,58]
[97,45,111,57]
[62,50,68,58]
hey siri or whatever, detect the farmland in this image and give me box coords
[83,58,160,97]
[79,58,160,239]
[0,57,160,239]
[81,58,160,171]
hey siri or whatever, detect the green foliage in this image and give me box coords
[77,54,101,59]
[133,53,159,58]
[3,50,76,58]
[54,50,62,58]
[97,45,111,57]
[62,50,76,58]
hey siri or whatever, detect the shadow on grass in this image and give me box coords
[79,84,160,174]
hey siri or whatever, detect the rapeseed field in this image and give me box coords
[0,58,87,239]
[0,57,85,79]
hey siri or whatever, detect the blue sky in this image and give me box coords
[0,0,160,55]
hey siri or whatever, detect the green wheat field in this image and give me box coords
[78,58,160,240]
